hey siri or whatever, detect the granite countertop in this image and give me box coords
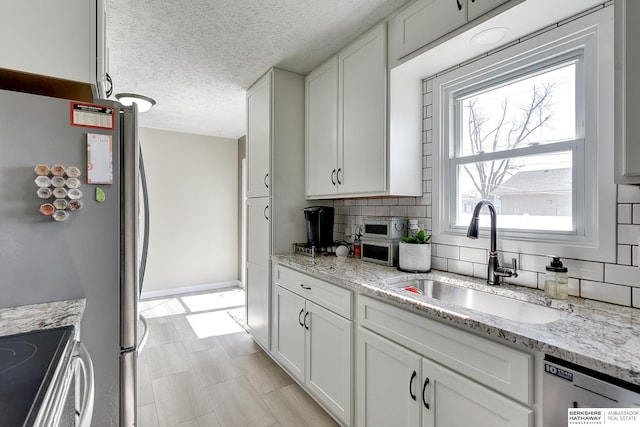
[273,253,640,386]
[0,298,86,337]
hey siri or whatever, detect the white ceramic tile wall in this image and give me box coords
[331,32,640,308]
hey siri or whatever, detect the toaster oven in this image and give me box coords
[361,239,400,267]
[362,217,407,241]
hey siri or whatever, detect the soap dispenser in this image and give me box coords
[544,256,568,299]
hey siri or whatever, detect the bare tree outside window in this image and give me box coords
[453,62,578,231]
[462,80,556,200]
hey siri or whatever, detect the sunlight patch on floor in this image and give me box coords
[181,289,245,313]
[186,310,245,338]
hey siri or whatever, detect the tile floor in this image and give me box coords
[137,287,339,427]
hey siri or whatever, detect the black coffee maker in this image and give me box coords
[303,206,334,248]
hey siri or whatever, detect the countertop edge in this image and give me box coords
[0,298,86,337]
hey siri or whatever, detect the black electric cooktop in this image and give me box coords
[0,326,75,426]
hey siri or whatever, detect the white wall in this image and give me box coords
[139,128,238,295]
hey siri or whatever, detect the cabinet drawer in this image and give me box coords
[273,265,352,320]
[357,295,532,405]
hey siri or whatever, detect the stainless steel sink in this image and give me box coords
[384,278,567,324]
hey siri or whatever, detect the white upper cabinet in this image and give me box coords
[467,0,511,21]
[389,0,467,62]
[247,74,272,198]
[339,24,388,196]
[615,0,640,184]
[0,0,102,86]
[388,0,515,63]
[305,58,339,197]
[306,23,422,199]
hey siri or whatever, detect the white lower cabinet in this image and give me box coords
[272,266,353,425]
[357,327,421,427]
[246,262,270,348]
[356,295,534,427]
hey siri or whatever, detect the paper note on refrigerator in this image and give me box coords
[87,133,113,184]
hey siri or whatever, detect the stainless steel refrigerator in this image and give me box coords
[0,88,148,426]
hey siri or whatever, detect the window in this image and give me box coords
[452,57,583,235]
[432,7,616,262]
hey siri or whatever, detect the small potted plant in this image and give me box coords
[399,229,432,272]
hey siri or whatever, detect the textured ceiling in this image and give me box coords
[106,0,407,139]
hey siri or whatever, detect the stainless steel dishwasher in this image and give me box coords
[543,355,640,425]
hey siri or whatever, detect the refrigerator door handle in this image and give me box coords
[121,106,139,350]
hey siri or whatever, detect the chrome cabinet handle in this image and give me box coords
[422,377,430,409]
[456,0,462,10]
[300,284,311,290]
[263,205,269,220]
[304,311,310,330]
[331,169,337,186]
[409,371,417,401]
[264,173,269,188]
[299,308,305,327]
[337,168,342,185]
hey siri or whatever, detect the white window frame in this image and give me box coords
[432,7,616,263]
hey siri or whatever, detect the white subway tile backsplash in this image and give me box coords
[473,263,486,279]
[618,224,640,245]
[383,198,399,206]
[361,206,376,216]
[367,199,382,206]
[581,280,631,306]
[448,259,474,276]
[349,206,362,215]
[618,245,632,266]
[634,288,640,308]
[425,79,432,93]
[520,254,548,272]
[619,185,640,203]
[432,256,448,271]
[374,206,390,216]
[604,264,639,287]
[460,247,488,264]
[568,278,580,296]
[343,199,355,206]
[407,205,427,218]
[423,143,433,156]
[618,204,633,224]
[562,259,604,282]
[390,205,408,217]
[634,204,640,224]
[356,199,369,206]
[504,270,537,288]
[634,245,639,267]
[435,244,460,259]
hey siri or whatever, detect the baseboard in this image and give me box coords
[140,280,242,300]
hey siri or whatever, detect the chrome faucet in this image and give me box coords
[466,200,518,286]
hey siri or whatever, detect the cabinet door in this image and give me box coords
[615,0,640,184]
[306,301,352,425]
[421,358,533,427]
[339,24,387,196]
[272,285,306,382]
[247,73,271,198]
[388,0,467,61]
[246,198,270,266]
[467,0,510,21]
[306,58,339,198]
[0,1,95,83]
[357,327,421,427]
[246,262,270,348]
